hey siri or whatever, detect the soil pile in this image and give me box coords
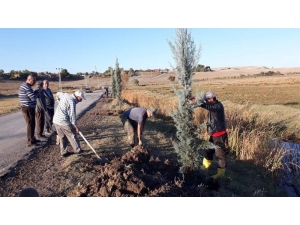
[69,145,213,197]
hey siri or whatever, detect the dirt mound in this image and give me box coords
[101,98,113,103]
[69,146,214,197]
[121,145,150,163]
[93,109,123,116]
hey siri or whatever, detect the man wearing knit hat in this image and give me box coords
[53,90,86,157]
[121,106,157,149]
[190,91,228,180]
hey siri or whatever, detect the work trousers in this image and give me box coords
[55,124,81,156]
[21,106,36,144]
[45,108,54,132]
[205,133,228,169]
[121,114,138,146]
[35,110,45,137]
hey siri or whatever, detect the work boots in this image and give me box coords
[211,168,226,180]
[201,158,212,170]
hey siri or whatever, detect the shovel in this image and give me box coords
[79,131,100,158]
[78,131,109,165]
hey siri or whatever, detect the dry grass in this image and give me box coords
[0,95,20,115]
[122,78,300,140]
[194,83,300,109]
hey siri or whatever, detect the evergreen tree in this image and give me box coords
[111,67,116,98]
[168,28,217,174]
[114,58,122,105]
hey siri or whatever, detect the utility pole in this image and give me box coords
[56,68,62,92]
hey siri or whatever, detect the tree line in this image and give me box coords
[0,64,211,80]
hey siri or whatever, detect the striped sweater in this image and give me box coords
[53,92,78,126]
[18,82,38,108]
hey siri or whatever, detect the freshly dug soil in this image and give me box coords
[68,145,213,197]
[0,97,214,197]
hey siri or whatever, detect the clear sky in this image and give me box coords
[1,28,299,74]
[1,1,299,74]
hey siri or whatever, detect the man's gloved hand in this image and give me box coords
[189,97,205,108]
[189,97,196,102]
[197,99,205,106]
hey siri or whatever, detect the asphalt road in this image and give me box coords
[0,90,104,176]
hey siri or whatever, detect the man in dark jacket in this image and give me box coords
[34,80,49,139]
[18,74,40,147]
[191,91,228,179]
[43,79,55,134]
[121,106,157,149]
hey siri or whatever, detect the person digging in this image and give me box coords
[190,91,228,180]
[121,106,157,149]
[53,90,86,157]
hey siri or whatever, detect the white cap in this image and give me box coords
[74,90,86,100]
[202,91,216,101]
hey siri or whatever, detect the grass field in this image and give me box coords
[0,95,20,115]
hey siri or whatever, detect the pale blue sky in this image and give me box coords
[0,28,299,74]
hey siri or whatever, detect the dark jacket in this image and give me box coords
[200,100,226,135]
[43,88,54,109]
[34,88,47,113]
